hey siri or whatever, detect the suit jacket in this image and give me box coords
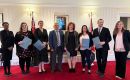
[0,30,14,60]
[49,30,64,50]
[113,30,130,52]
[93,27,112,50]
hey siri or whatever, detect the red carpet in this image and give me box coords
[0,61,130,80]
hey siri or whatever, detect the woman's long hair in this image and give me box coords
[81,25,89,35]
[19,22,28,33]
[113,21,125,36]
[67,22,75,31]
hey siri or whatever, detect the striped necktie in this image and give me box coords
[56,30,61,46]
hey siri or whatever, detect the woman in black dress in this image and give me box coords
[0,22,14,76]
[64,22,79,72]
[15,22,34,74]
[34,21,48,73]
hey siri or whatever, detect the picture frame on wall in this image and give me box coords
[0,13,3,28]
[54,15,69,30]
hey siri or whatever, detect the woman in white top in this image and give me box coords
[79,25,93,74]
[113,21,130,79]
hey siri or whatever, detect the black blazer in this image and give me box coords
[34,28,48,42]
[113,30,130,52]
[78,32,93,48]
[93,27,112,50]
[0,30,14,60]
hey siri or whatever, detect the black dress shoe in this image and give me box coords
[51,70,55,73]
[99,73,104,78]
[72,68,76,72]
[57,69,62,72]
[8,72,12,75]
[22,70,26,74]
[96,70,101,74]
[4,72,8,76]
[26,70,30,74]
[69,68,72,72]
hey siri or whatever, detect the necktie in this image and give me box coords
[98,28,101,34]
[56,31,61,46]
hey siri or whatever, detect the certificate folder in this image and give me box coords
[34,40,44,51]
[82,39,90,49]
[19,37,32,49]
[92,37,102,49]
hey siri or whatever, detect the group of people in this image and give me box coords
[0,18,130,79]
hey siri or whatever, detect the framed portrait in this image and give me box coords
[0,13,3,28]
[54,15,69,30]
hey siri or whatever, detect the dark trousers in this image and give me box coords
[50,46,63,71]
[3,60,11,74]
[115,51,127,78]
[80,49,91,69]
[96,49,108,74]
[19,57,31,72]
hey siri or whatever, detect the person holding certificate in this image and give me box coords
[34,21,48,73]
[64,22,79,72]
[113,21,130,79]
[15,22,34,74]
[79,25,93,74]
[93,19,111,77]
[0,22,14,76]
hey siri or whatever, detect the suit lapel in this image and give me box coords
[53,30,58,42]
[95,28,99,36]
[99,27,104,36]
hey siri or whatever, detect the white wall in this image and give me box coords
[0,5,130,65]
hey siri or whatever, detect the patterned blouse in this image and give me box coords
[15,31,35,58]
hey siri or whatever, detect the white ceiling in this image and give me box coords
[0,0,130,7]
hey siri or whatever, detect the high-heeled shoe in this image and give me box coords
[42,70,47,73]
[82,69,86,73]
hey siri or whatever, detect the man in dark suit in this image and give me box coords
[49,23,64,72]
[0,22,14,76]
[93,19,112,77]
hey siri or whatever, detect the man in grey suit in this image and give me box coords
[49,23,64,72]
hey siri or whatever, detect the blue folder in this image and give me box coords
[34,40,44,51]
[19,37,32,49]
[82,39,90,49]
[92,37,102,49]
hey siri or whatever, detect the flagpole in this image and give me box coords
[88,12,96,52]
[31,11,35,34]
[32,11,34,18]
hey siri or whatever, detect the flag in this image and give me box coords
[31,12,35,34]
[89,13,95,52]
[89,18,93,33]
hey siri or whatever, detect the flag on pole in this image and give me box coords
[31,12,35,34]
[89,12,93,33]
[89,18,93,33]
[89,12,95,52]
